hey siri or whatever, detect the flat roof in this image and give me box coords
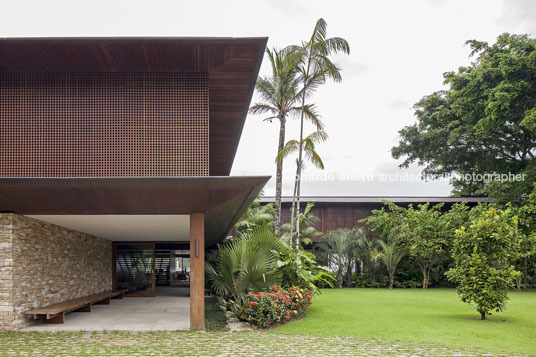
[0,176,269,246]
[0,37,268,176]
[260,196,491,204]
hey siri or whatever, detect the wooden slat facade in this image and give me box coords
[0,37,267,177]
[269,197,489,236]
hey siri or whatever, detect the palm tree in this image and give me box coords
[249,48,323,234]
[323,229,353,288]
[358,236,382,284]
[286,18,350,241]
[376,240,407,289]
[276,130,328,248]
[205,226,281,309]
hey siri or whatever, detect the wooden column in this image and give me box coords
[189,213,205,330]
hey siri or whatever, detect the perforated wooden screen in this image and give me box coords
[0,72,209,177]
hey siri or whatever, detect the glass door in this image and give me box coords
[114,243,155,297]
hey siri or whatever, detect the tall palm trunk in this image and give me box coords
[289,159,300,248]
[274,115,286,235]
[292,58,311,250]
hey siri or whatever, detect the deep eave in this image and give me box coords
[0,37,268,176]
[0,176,269,246]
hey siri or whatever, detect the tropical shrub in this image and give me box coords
[446,207,522,320]
[240,286,314,327]
[234,196,275,233]
[275,235,335,293]
[205,226,281,309]
[321,228,363,288]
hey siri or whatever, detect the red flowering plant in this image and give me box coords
[240,285,314,327]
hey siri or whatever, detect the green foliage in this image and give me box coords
[321,228,364,288]
[280,202,322,246]
[249,47,322,233]
[446,208,522,319]
[275,235,335,294]
[364,201,460,288]
[284,18,349,245]
[403,203,450,289]
[361,201,407,243]
[205,226,281,309]
[240,286,313,327]
[375,240,407,289]
[392,33,536,202]
[234,195,275,233]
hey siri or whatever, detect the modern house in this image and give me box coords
[0,37,268,331]
[261,196,490,235]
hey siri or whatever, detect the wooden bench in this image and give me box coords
[24,289,127,324]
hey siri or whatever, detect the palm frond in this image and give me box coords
[276,139,300,163]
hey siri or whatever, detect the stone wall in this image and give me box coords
[0,215,14,331]
[0,214,112,331]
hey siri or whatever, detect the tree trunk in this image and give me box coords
[516,276,522,291]
[389,272,394,289]
[294,68,309,250]
[346,260,353,287]
[274,116,286,235]
[420,265,428,289]
[290,161,300,248]
[337,268,343,288]
[295,161,302,251]
[480,310,486,320]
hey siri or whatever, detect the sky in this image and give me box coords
[2,0,535,197]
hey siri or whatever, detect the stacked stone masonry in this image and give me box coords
[0,214,112,331]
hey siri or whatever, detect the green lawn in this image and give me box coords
[271,288,536,355]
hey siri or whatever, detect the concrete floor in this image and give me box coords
[22,286,190,331]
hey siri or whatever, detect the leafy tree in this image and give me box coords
[206,226,281,310]
[286,18,350,243]
[249,48,322,233]
[512,183,536,288]
[403,203,451,289]
[364,201,464,288]
[376,240,407,289]
[392,34,536,202]
[446,208,522,320]
[361,200,407,243]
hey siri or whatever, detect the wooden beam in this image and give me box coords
[189,213,205,330]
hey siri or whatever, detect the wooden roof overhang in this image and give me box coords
[0,177,269,246]
[0,37,268,176]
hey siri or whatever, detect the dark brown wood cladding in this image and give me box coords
[0,176,269,245]
[280,204,379,233]
[278,200,483,236]
[0,37,268,177]
[0,72,208,177]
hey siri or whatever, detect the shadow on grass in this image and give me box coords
[205,296,228,331]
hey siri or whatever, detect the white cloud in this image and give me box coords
[498,0,536,34]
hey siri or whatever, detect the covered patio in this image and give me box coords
[22,286,190,331]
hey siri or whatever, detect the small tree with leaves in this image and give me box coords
[404,203,450,289]
[376,240,406,289]
[446,207,521,320]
